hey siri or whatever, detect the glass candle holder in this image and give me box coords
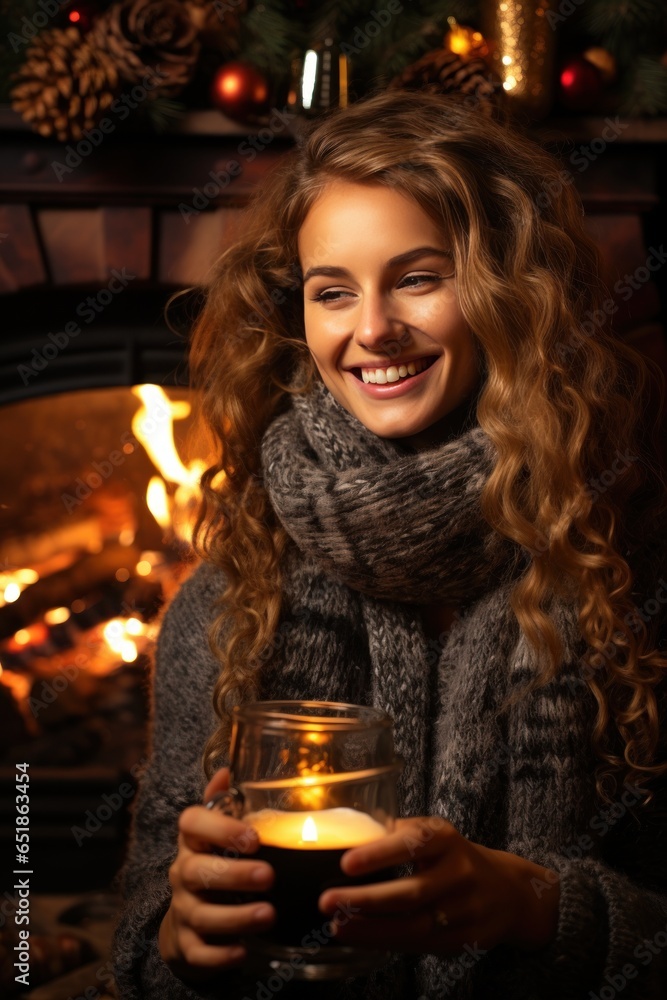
[206,700,404,980]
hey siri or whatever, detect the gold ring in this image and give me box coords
[432,907,448,929]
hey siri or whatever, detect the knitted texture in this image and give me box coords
[258,369,524,825]
[111,372,667,1000]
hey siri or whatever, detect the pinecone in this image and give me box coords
[90,0,201,98]
[185,0,247,55]
[10,26,120,142]
[388,47,504,117]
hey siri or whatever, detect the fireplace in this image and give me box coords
[0,353,212,996]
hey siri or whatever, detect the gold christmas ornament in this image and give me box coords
[443,17,490,60]
[482,0,557,119]
[10,25,121,142]
[582,47,617,84]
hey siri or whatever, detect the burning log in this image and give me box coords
[0,543,141,639]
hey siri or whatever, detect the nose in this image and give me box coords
[353,289,410,363]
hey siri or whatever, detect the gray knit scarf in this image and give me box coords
[259,361,524,820]
[256,364,530,998]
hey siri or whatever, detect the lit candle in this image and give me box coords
[245,806,387,848]
[242,807,396,949]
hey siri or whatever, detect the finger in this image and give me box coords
[177,897,277,937]
[319,870,450,916]
[178,805,260,855]
[176,925,247,969]
[178,855,275,894]
[203,766,230,804]
[340,817,455,875]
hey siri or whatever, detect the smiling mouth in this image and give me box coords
[350,356,439,382]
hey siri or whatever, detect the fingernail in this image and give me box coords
[341,852,362,874]
[251,866,272,884]
[253,904,273,922]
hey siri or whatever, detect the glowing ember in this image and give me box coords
[7,623,49,652]
[0,568,39,608]
[0,663,31,702]
[100,616,153,668]
[44,606,71,625]
[4,582,20,603]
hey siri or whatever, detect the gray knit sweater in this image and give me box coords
[111,557,667,1000]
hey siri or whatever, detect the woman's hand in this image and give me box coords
[159,767,276,984]
[317,815,561,958]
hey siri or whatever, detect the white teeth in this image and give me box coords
[360,358,428,383]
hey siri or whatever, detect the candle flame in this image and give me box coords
[301,815,318,843]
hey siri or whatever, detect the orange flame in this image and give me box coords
[132,386,207,543]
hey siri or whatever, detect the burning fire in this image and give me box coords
[102,616,152,667]
[0,568,39,608]
[146,476,170,530]
[0,384,210,718]
[132,385,208,544]
[0,662,31,702]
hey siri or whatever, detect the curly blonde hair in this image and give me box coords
[174,88,667,810]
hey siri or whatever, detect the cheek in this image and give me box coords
[304,317,343,362]
[416,291,466,329]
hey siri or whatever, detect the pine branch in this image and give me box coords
[619,55,667,117]
[240,0,305,73]
[141,97,188,132]
[357,10,443,81]
[583,0,667,60]
[419,0,481,29]
[310,0,376,40]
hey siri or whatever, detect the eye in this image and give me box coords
[397,273,444,288]
[308,272,449,304]
[308,289,351,303]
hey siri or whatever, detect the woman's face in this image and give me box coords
[298,179,481,449]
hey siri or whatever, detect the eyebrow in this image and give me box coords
[301,246,453,284]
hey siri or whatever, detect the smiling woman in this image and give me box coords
[298,181,481,448]
[111,88,667,1000]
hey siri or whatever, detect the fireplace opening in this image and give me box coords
[0,383,210,898]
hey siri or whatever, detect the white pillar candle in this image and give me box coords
[245,807,387,848]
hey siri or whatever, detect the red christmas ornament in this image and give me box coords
[65,3,95,32]
[211,61,271,123]
[558,56,604,112]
